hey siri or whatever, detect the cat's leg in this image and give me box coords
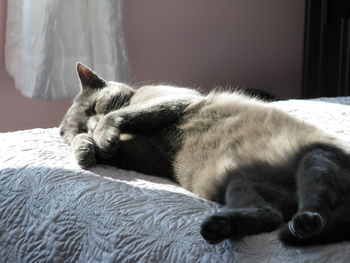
[201,172,286,244]
[93,98,196,158]
[279,145,350,244]
[71,133,96,168]
[101,133,173,178]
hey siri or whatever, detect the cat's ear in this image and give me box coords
[76,62,106,89]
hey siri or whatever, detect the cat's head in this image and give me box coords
[59,63,135,143]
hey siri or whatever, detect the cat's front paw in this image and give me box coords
[93,115,120,158]
[72,134,96,168]
[200,214,232,244]
[288,211,324,239]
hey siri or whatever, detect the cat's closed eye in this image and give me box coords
[85,106,96,117]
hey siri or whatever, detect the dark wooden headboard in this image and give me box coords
[302,0,350,98]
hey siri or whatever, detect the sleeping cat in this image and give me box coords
[60,63,350,246]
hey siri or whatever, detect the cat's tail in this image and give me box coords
[278,197,350,246]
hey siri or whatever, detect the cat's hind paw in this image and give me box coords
[200,214,231,244]
[278,211,325,246]
[289,211,324,239]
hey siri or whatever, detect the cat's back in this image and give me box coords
[130,85,201,105]
[179,91,325,145]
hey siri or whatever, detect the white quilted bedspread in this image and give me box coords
[1,97,350,263]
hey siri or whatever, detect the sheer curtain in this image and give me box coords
[5,0,129,100]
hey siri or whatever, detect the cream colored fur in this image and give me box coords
[174,91,341,200]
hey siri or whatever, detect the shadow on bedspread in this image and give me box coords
[1,164,350,263]
[0,165,235,262]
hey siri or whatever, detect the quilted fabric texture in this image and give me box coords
[1,97,350,263]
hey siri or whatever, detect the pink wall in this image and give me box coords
[0,0,305,132]
[124,0,305,98]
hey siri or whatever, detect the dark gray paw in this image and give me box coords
[200,215,231,244]
[93,115,120,158]
[288,211,324,239]
[94,130,119,158]
[72,134,96,168]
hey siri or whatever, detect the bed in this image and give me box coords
[1,97,350,263]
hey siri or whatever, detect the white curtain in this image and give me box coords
[5,0,130,100]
